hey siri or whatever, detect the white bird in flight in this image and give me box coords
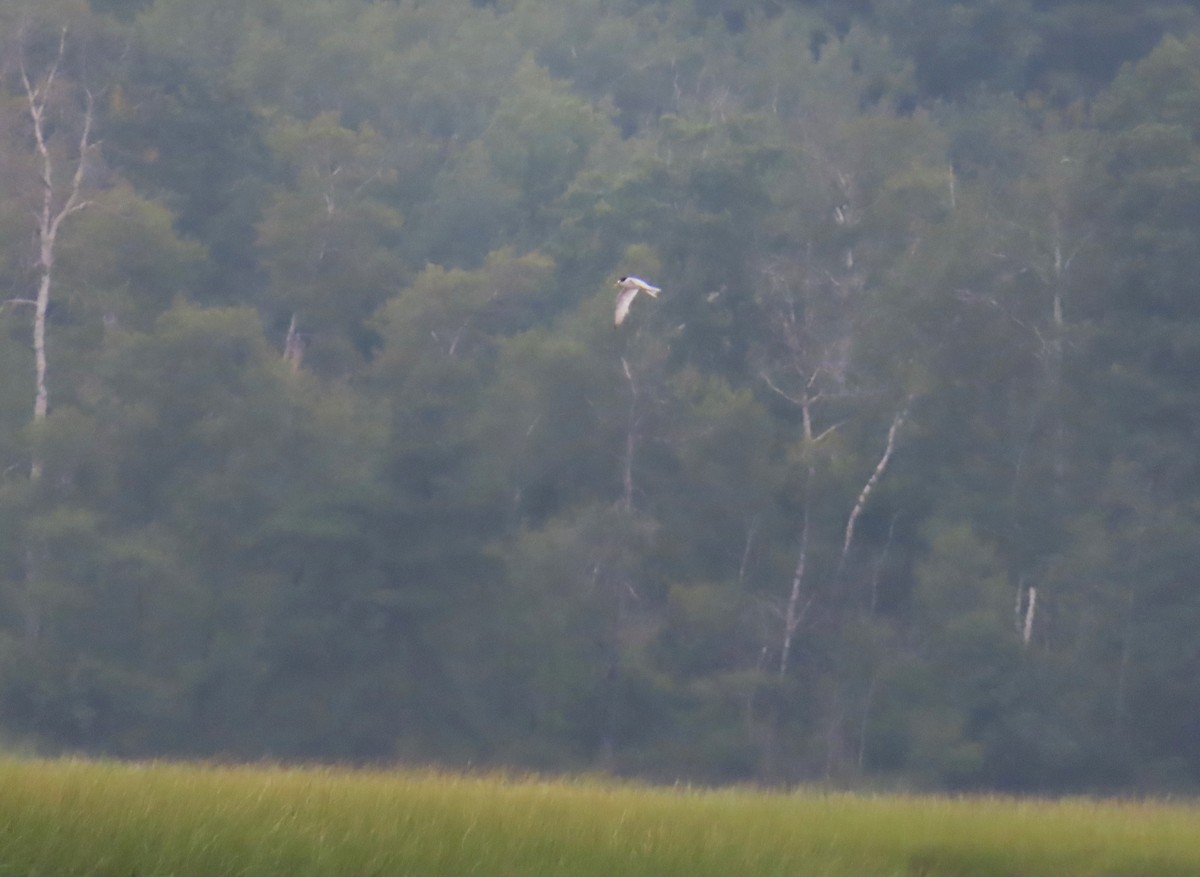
[614,276,660,325]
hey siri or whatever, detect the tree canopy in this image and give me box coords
[2,0,1200,793]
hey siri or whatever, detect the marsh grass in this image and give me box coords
[0,756,1197,875]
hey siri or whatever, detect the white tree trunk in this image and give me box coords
[1022,586,1037,646]
[840,403,909,567]
[283,313,305,372]
[21,27,95,478]
[779,471,814,677]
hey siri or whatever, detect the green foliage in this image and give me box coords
[57,184,208,329]
[1,0,1200,794]
[257,111,404,373]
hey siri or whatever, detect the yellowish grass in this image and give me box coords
[0,756,1197,875]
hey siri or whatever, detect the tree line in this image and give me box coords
[2,0,1200,793]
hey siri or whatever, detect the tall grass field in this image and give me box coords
[1,756,1198,876]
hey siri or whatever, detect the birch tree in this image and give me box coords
[754,250,912,675]
[8,23,97,478]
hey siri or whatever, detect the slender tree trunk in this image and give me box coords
[620,357,638,513]
[840,403,909,571]
[737,516,758,587]
[20,27,95,478]
[1113,584,1137,733]
[32,268,51,428]
[779,468,814,677]
[1050,224,1066,488]
[595,357,647,766]
[1022,586,1037,646]
[22,546,42,642]
[1015,580,1038,646]
[856,670,879,771]
[15,27,95,650]
[869,513,899,614]
[823,682,843,780]
[781,404,908,674]
[283,313,305,372]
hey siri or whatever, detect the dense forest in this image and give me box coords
[3,0,1200,794]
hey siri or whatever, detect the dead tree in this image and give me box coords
[777,406,909,676]
[17,26,96,478]
[6,24,98,642]
[757,255,910,676]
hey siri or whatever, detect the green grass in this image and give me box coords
[0,756,1198,875]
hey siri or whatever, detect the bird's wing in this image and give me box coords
[614,287,638,325]
[627,277,660,294]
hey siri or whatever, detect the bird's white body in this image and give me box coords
[614,276,660,325]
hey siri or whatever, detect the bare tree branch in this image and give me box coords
[759,370,806,407]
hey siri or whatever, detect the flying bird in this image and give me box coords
[614,276,660,325]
